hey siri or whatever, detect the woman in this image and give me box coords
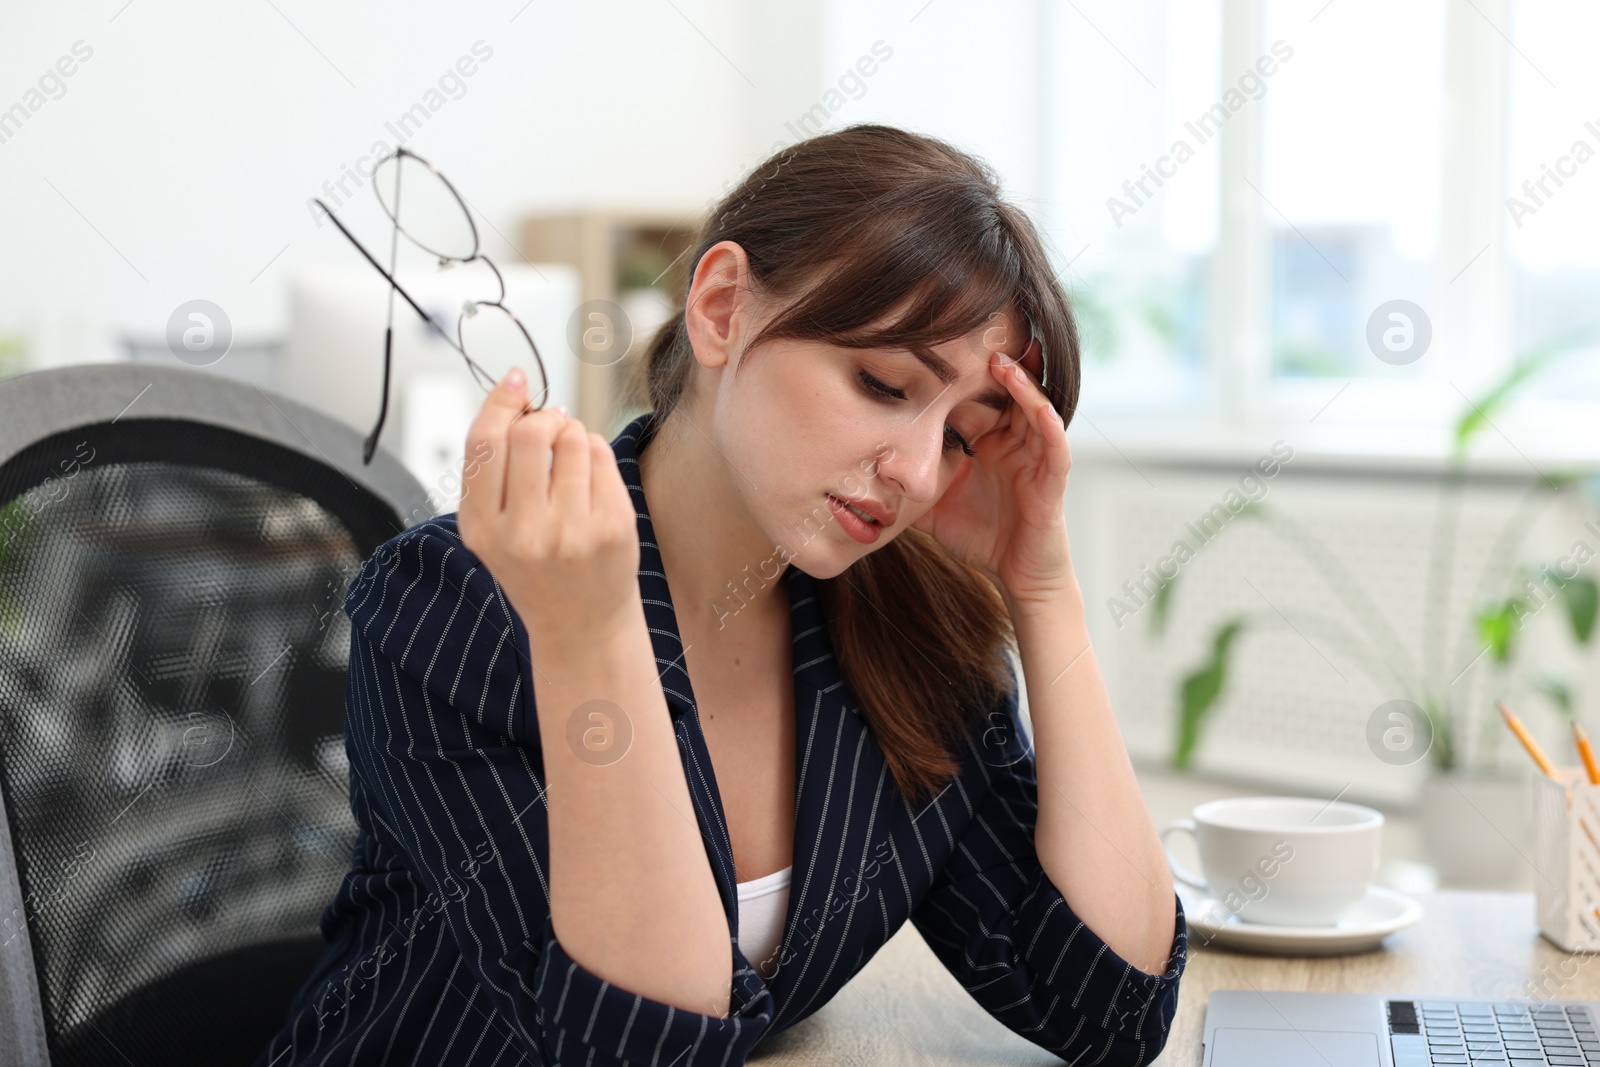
[259,123,1186,1067]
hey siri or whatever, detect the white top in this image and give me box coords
[735,865,792,974]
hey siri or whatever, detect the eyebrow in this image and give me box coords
[905,346,1013,412]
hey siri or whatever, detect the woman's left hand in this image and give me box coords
[910,340,1077,610]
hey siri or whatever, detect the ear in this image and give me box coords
[683,240,755,372]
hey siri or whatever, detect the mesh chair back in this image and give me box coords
[0,365,433,1067]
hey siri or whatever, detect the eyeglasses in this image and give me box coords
[313,147,549,465]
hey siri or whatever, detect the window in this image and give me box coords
[1261,0,1445,382]
[1506,0,1600,406]
[1043,0,1220,411]
[1031,0,1599,437]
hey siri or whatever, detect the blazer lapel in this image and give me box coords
[610,414,697,716]
[767,564,893,1012]
[609,414,887,1008]
[610,415,743,913]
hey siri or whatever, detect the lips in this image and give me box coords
[826,494,881,545]
[831,493,896,528]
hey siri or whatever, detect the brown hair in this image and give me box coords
[624,123,1080,805]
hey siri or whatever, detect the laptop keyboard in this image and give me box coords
[1387,1000,1600,1066]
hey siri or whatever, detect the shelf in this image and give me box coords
[520,210,704,433]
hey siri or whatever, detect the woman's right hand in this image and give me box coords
[457,368,641,641]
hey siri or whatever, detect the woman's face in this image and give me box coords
[691,261,1039,580]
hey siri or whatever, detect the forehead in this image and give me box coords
[927,307,1040,379]
[935,307,1025,352]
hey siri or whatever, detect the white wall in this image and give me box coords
[819,0,1043,214]
[0,1,811,367]
[0,1,1059,375]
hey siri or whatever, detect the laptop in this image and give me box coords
[1202,989,1600,1065]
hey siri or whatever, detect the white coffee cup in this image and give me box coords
[1159,795,1383,927]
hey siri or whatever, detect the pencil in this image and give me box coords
[1497,701,1559,780]
[1575,720,1600,785]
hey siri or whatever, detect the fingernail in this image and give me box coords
[555,403,568,416]
[504,367,526,391]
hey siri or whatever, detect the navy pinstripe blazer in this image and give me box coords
[256,411,1188,1067]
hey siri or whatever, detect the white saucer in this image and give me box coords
[1178,883,1424,956]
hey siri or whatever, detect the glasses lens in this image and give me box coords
[459,303,549,407]
[373,152,478,261]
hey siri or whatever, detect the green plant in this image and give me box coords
[0,334,26,379]
[0,497,27,637]
[1159,323,1600,771]
[1172,618,1244,769]
[1066,283,1119,363]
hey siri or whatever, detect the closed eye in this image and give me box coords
[857,370,975,457]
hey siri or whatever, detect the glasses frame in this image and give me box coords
[313,146,549,465]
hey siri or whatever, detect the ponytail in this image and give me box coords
[622,310,690,416]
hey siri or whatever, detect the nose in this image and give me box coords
[874,418,945,507]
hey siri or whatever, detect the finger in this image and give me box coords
[999,353,1071,480]
[590,432,632,524]
[991,345,1043,390]
[992,353,1058,445]
[550,416,592,517]
[1046,418,1072,480]
[993,352,1051,416]
[1031,394,1070,480]
[504,405,571,530]
[462,370,531,519]
[987,334,1040,374]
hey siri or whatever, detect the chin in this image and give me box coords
[778,525,894,581]
[784,548,849,581]
[760,487,902,580]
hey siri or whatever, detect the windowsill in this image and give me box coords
[1070,400,1600,476]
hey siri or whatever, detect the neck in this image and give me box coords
[637,405,789,640]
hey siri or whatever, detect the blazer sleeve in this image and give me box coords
[908,665,1188,1067]
[341,522,776,1065]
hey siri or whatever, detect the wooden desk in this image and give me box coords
[753,892,1598,1065]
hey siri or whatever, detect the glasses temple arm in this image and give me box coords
[362,327,393,466]
[312,198,466,357]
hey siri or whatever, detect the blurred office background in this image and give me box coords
[2,0,1597,894]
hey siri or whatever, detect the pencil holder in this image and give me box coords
[1533,767,1600,952]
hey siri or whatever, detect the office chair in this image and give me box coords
[0,364,433,1066]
